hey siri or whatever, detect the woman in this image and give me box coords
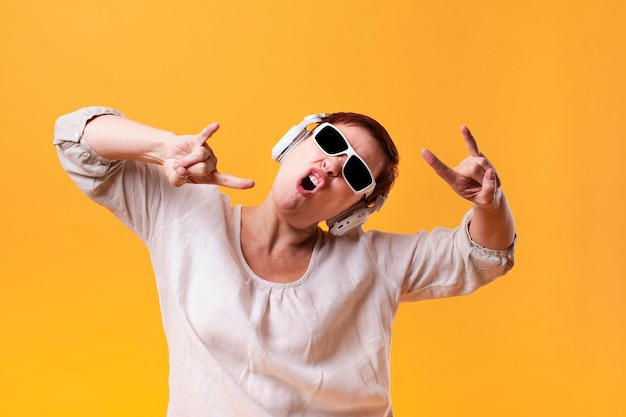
[54,106,515,416]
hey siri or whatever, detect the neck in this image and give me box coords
[242,204,319,249]
[239,201,319,283]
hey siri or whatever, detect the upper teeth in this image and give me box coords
[308,174,319,187]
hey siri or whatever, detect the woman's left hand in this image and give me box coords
[421,125,501,209]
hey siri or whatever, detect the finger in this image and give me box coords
[477,168,498,206]
[212,172,255,190]
[421,148,458,185]
[177,150,217,175]
[167,166,188,187]
[175,123,220,169]
[182,159,213,177]
[176,147,212,170]
[457,156,492,185]
[460,125,481,157]
[197,122,220,144]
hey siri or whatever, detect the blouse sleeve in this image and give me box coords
[53,106,176,243]
[54,106,125,189]
[368,210,516,302]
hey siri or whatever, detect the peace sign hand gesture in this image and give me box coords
[421,126,501,209]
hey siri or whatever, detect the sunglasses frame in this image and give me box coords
[311,122,377,197]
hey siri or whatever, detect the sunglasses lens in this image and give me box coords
[344,156,373,192]
[313,123,375,194]
[315,125,349,154]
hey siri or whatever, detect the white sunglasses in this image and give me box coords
[311,122,376,197]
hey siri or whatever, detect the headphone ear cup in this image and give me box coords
[326,201,368,228]
[326,202,372,236]
[326,194,388,236]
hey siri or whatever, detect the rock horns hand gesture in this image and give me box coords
[162,123,255,189]
[421,125,502,209]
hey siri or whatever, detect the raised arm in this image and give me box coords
[421,126,515,250]
[83,113,255,189]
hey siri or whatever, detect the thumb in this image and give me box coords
[478,168,498,205]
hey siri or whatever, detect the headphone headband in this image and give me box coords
[271,113,328,163]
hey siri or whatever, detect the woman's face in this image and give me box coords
[271,123,386,229]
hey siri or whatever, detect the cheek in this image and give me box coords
[327,183,362,211]
[272,164,297,192]
[285,139,320,161]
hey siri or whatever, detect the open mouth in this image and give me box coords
[298,169,324,195]
[301,174,319,191]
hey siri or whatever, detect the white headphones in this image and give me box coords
[272,114,387,236]
[271,113,328,163]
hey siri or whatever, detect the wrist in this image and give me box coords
[469,191,515,249]
[153,131,176,165]
[471,189,503,213]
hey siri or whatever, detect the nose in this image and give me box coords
[321,154,346,177]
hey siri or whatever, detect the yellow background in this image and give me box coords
[1,0,624,416]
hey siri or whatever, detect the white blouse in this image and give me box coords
[54,106,515,417]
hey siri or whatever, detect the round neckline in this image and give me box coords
[234,205,323,288]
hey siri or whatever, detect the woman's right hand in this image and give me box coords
[161,123,255,189]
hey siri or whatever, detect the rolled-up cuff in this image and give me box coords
[53,106,123,145]
[462,209,516,264]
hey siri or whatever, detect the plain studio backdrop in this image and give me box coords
[1,0,624,416]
